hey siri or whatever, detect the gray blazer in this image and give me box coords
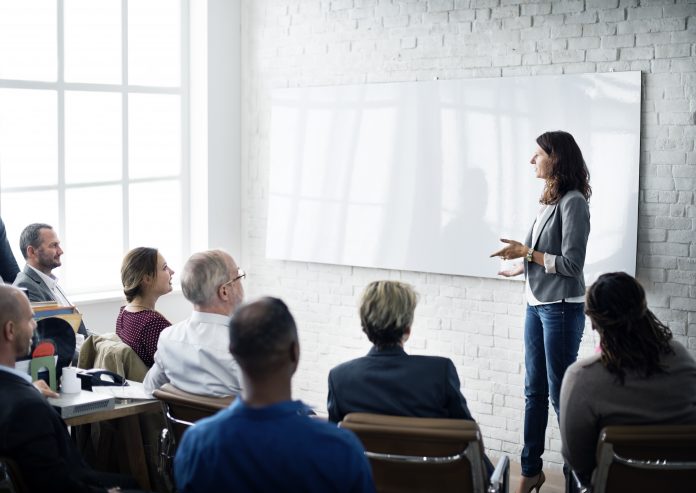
[14,265,88,336]
[524,190,590,303]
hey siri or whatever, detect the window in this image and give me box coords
[0,0,188,295]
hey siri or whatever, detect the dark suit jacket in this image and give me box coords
[328,346,495,477]
[327,346,474,423]
[13,265,88,336]
[0,217,19,284]
[0,369,97,493]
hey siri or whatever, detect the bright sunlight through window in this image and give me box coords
[0,0,188,295]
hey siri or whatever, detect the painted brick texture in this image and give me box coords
[241,0,696,468]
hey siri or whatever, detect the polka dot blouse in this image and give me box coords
[116,306,171,367]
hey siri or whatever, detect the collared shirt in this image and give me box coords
[143,311,241,397]
[27,264,72,306]
[0,363,32,384]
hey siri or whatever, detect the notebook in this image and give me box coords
[48,390,116,418]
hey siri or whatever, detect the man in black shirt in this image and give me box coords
[0,284,139,493]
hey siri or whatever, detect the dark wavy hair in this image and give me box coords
[537,131,592,204]
[585,272,673,384]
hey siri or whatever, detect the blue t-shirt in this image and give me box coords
[174,399,375,493]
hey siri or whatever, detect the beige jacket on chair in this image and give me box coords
[78,332,148,382]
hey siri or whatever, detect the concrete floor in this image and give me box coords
[508,460,565,493]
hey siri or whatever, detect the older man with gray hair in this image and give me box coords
[143,249,245,396]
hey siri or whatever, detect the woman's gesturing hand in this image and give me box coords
[498,263,524,277]
[490,238,527,261]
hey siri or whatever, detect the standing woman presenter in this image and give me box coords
[490,131,591,493]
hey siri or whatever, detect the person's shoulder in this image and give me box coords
[560,190,588,207]
[150,310,171,325]
[158,318,187,339]
[669,339,690,356]
[180,405,235,444]
[12,270,33,289]
[12,270,27,283]
[330,355,369,375]
[566,352,603,379]
[406,353,453,368]
[138,310,171,327]
[303,416,365,450]
[0,373,35,395]
[666,340,696,366]
[563,189,586,200]
[1,378,56,418]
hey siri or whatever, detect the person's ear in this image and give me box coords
[26,245,36,259]
[2,320,15,343]
[289,340,300,365]
[218,283,228,301]
[142,273,154,287]
[401,326,411,343]
[288,340,300,377]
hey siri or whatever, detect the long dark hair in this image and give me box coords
[537,131,592,204]
[585,272,673,384]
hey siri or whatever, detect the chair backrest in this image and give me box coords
[339,413,489,493]
[593,425,696,493]
[0,457,28,493]
[152,383,234,443]
[152,383,235,485]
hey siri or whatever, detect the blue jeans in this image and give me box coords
[521,302,585,477]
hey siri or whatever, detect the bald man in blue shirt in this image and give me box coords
[174,297,375,493]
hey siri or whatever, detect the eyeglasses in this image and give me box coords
[222,268,246,287]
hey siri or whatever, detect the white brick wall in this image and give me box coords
[241,0,696,469]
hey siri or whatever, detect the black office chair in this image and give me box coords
[570,424,696,493]
[152,384,234,487]
[0,457,28,493]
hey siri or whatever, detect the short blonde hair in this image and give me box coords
[359,281,418,348]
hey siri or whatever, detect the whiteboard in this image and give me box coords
[266,72,641,282]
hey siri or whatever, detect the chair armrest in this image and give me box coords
[570,468,591,493]
[487,455,510,493]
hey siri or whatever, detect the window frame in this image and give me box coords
[0,0,191,295]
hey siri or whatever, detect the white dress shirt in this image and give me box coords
[0,363,32,383]
[27,265,72,306]
[143,311,242,397]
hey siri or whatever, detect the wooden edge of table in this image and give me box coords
[64,399,161,426]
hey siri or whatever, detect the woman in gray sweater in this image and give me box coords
[560,272,696,485]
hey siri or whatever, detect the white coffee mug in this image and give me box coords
[61,366,81,394]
